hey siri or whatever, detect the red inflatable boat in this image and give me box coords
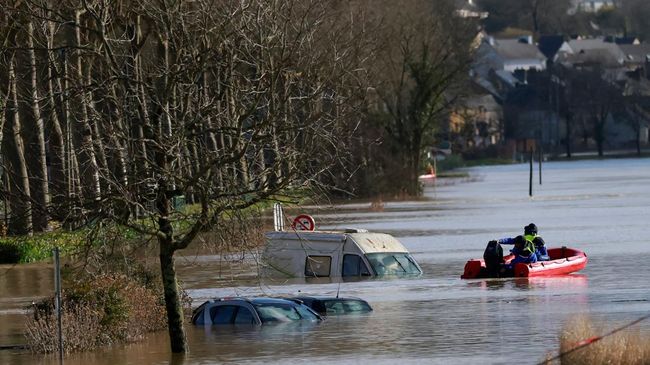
[461,247,588,279]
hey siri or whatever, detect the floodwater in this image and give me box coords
[2,158,650,364]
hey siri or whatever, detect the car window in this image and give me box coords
[234,307,255,324]
[254,303,301,323]
[210,305,237,324]
[294,305,320,321]
[324,299,371,314]
[342,254,371,276]
[305,256,331,277]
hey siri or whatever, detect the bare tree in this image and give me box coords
[369,0,476,195]
[0,0,369,353]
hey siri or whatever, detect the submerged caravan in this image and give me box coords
[262,228,422,279]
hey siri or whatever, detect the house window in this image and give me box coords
[305,256,331,277]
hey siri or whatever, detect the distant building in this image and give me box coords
[448,82,504,150]
[556,37,626,68]
[568,0,614,14]
[475,36,547,76]
[619,43,650,75]
[455,0,488,19]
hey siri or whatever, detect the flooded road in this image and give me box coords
[2,158,650,364]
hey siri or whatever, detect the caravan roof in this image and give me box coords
[265,230,409,254]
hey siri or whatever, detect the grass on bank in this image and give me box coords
[0,224,144,264]
[543,316,650,365]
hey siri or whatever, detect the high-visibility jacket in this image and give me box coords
[521,236,536,257]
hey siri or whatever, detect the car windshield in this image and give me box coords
[365,253,421,276]
[254,303,319,323]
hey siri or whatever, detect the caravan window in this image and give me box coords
[305,256,331,277]
[342,254,371,276]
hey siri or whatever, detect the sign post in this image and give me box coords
[53,247,63,363]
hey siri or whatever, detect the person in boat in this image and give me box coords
[523,223,549,261]
[496,223,549,261]
[508,235,537,266]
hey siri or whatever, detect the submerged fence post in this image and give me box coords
[53,247,63,363]
[529,149,533,197]
[538,144,543,185]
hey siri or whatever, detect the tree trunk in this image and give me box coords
[74,10,102,202]
[159,240,187,353]
[46,18,67,221]
[7,60,33,235]
[62,49,83,227]
[154,93,188,352]
[27,20,50,231]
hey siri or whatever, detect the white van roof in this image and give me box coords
[265,230,409,253]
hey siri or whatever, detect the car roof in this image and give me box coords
[248,297,300,305]
[197,297,302,307]
[293,296,366,302]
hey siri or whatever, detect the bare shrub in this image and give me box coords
[545,316,650,365]
[25,302,101,354]
[24,274,168,353]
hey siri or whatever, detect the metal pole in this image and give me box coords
[538,144,542,185]
[53,247,63,363]
[529,148,533,197]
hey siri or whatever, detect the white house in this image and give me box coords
[556,37,626,67]
[475,36,547,76]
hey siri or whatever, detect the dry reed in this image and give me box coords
[544,315,650,365]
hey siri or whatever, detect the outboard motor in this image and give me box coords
[483,240,504,277]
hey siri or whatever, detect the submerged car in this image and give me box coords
[191,297,322,326]
[293,296,373,316]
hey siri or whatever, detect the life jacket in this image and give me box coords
[521,235,536,257]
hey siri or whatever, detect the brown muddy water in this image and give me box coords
[2,158,650,364]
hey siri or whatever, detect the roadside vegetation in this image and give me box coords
[543,316,650,365]
[25,267,188,354]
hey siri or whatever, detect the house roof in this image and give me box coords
[560,48,624,68]
[492,38,546,61]
[559,38,625,66]
[538,35,565,60]
[619,44,650,64]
